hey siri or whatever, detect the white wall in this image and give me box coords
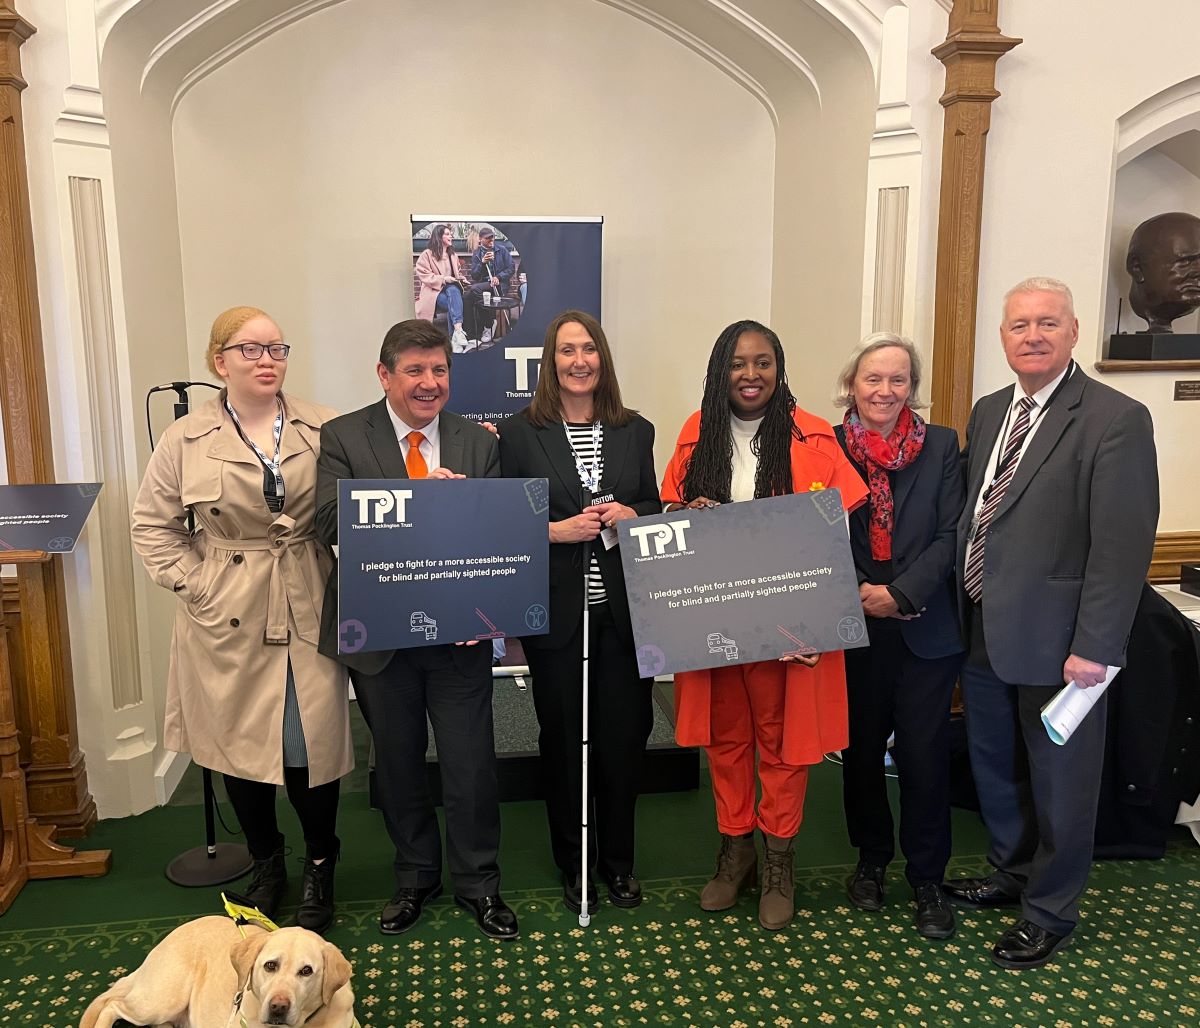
[15,0,1196,820]
[976,0,1200,530]
[170,0,777,474]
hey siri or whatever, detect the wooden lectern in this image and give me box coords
[0,549,110,913]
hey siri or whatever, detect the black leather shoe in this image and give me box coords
[379,883,443,935]
[296,846,338,934]
[602,873,643,909]
[242,843,288,917]
[562,873,599,915]
[846,861,885,911]
[914,882,956,939]
[941,875,1020,907]
[456,894,519,940]
[992,918,1069,969]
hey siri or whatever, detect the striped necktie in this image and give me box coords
[963,396,1037,603]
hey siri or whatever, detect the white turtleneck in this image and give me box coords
[729,414,763,502]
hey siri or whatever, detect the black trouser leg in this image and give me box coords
[961,662,1038,899]
[526,637,583,874]
[423,645,501,898]
[526,605,653,879]
[590,604,654,879]
[841,632,900,869]
[891,646,961,884]
[842,625,960,883]
[282,767,341,860]
[1016,682,1107,935]
[222,774,283,860]
[351,655,442,889]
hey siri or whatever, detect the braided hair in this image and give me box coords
[679,320,803,504]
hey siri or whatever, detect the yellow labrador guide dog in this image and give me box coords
[79,914,355,1027]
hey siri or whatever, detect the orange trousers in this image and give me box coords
[707,660,810,839]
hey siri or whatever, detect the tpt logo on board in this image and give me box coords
[350,489,414,527]
[629,520,692,561]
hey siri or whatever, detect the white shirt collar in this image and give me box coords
[385,402,440,448]
[1016,361,1073,412]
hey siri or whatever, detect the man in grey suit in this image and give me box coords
[315,319,517,940]
[944,278,1158,968]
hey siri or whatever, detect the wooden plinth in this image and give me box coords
[0,552,109,915]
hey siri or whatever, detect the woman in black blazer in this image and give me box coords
[832,332,965,940]
[498,310,660,914]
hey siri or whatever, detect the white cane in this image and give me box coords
[578,550,592,928]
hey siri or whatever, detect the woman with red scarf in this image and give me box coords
[833,332,965,940]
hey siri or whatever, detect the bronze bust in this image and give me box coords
[1126,212,1200,332]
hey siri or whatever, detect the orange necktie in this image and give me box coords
[406,431,428,479]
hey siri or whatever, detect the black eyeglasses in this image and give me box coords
[221,343,291,360]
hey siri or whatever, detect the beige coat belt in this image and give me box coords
[205,516,319,645]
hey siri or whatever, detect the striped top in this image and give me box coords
[565,421,608,606]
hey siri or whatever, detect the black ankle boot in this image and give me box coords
[296,844,338,934]
[243,844,288,917]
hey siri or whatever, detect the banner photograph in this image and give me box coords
[409,215,602,423]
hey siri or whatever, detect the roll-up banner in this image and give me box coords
[410,216,602,423]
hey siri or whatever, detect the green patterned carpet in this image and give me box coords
[3,847,1199,1027]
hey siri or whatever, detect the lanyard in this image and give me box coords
[987,361,1075,490]
[226,398,286,506]
[563,420,602,493]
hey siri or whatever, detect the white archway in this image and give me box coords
[46,0,922,814]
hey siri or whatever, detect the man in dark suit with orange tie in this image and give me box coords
[945,277,1158,968]
[315,319,516,940]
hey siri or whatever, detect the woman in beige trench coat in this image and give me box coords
[132,306,352,933]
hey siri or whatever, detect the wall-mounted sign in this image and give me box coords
[1173,381,1200,401]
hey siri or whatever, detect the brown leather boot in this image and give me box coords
[699,832,758,911]
[759,833,795,930]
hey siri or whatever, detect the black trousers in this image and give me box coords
[962,605,1107,935]
[223,768,340,861]
[524,602,654,879]
[352,643,501,897]
[841,621,961,886]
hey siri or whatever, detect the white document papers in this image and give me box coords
[1176,793,1200,846]
[1040,665,1121,746]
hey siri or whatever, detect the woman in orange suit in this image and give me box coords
[661,319,867,931]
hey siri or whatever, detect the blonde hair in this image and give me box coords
[832,332,927,410]
[206,306,277,375]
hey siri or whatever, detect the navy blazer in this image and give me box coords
[499,409,658,651]
[836,422,965,660]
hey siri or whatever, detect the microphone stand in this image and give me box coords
[147,381,254,887]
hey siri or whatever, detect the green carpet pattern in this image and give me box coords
[3,848,1198,1027]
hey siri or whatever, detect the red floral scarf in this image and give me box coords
[842,405,926,560]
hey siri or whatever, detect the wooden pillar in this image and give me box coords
[0,552,110,914]
[0,2,98,835]
[929,1,1020,441]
